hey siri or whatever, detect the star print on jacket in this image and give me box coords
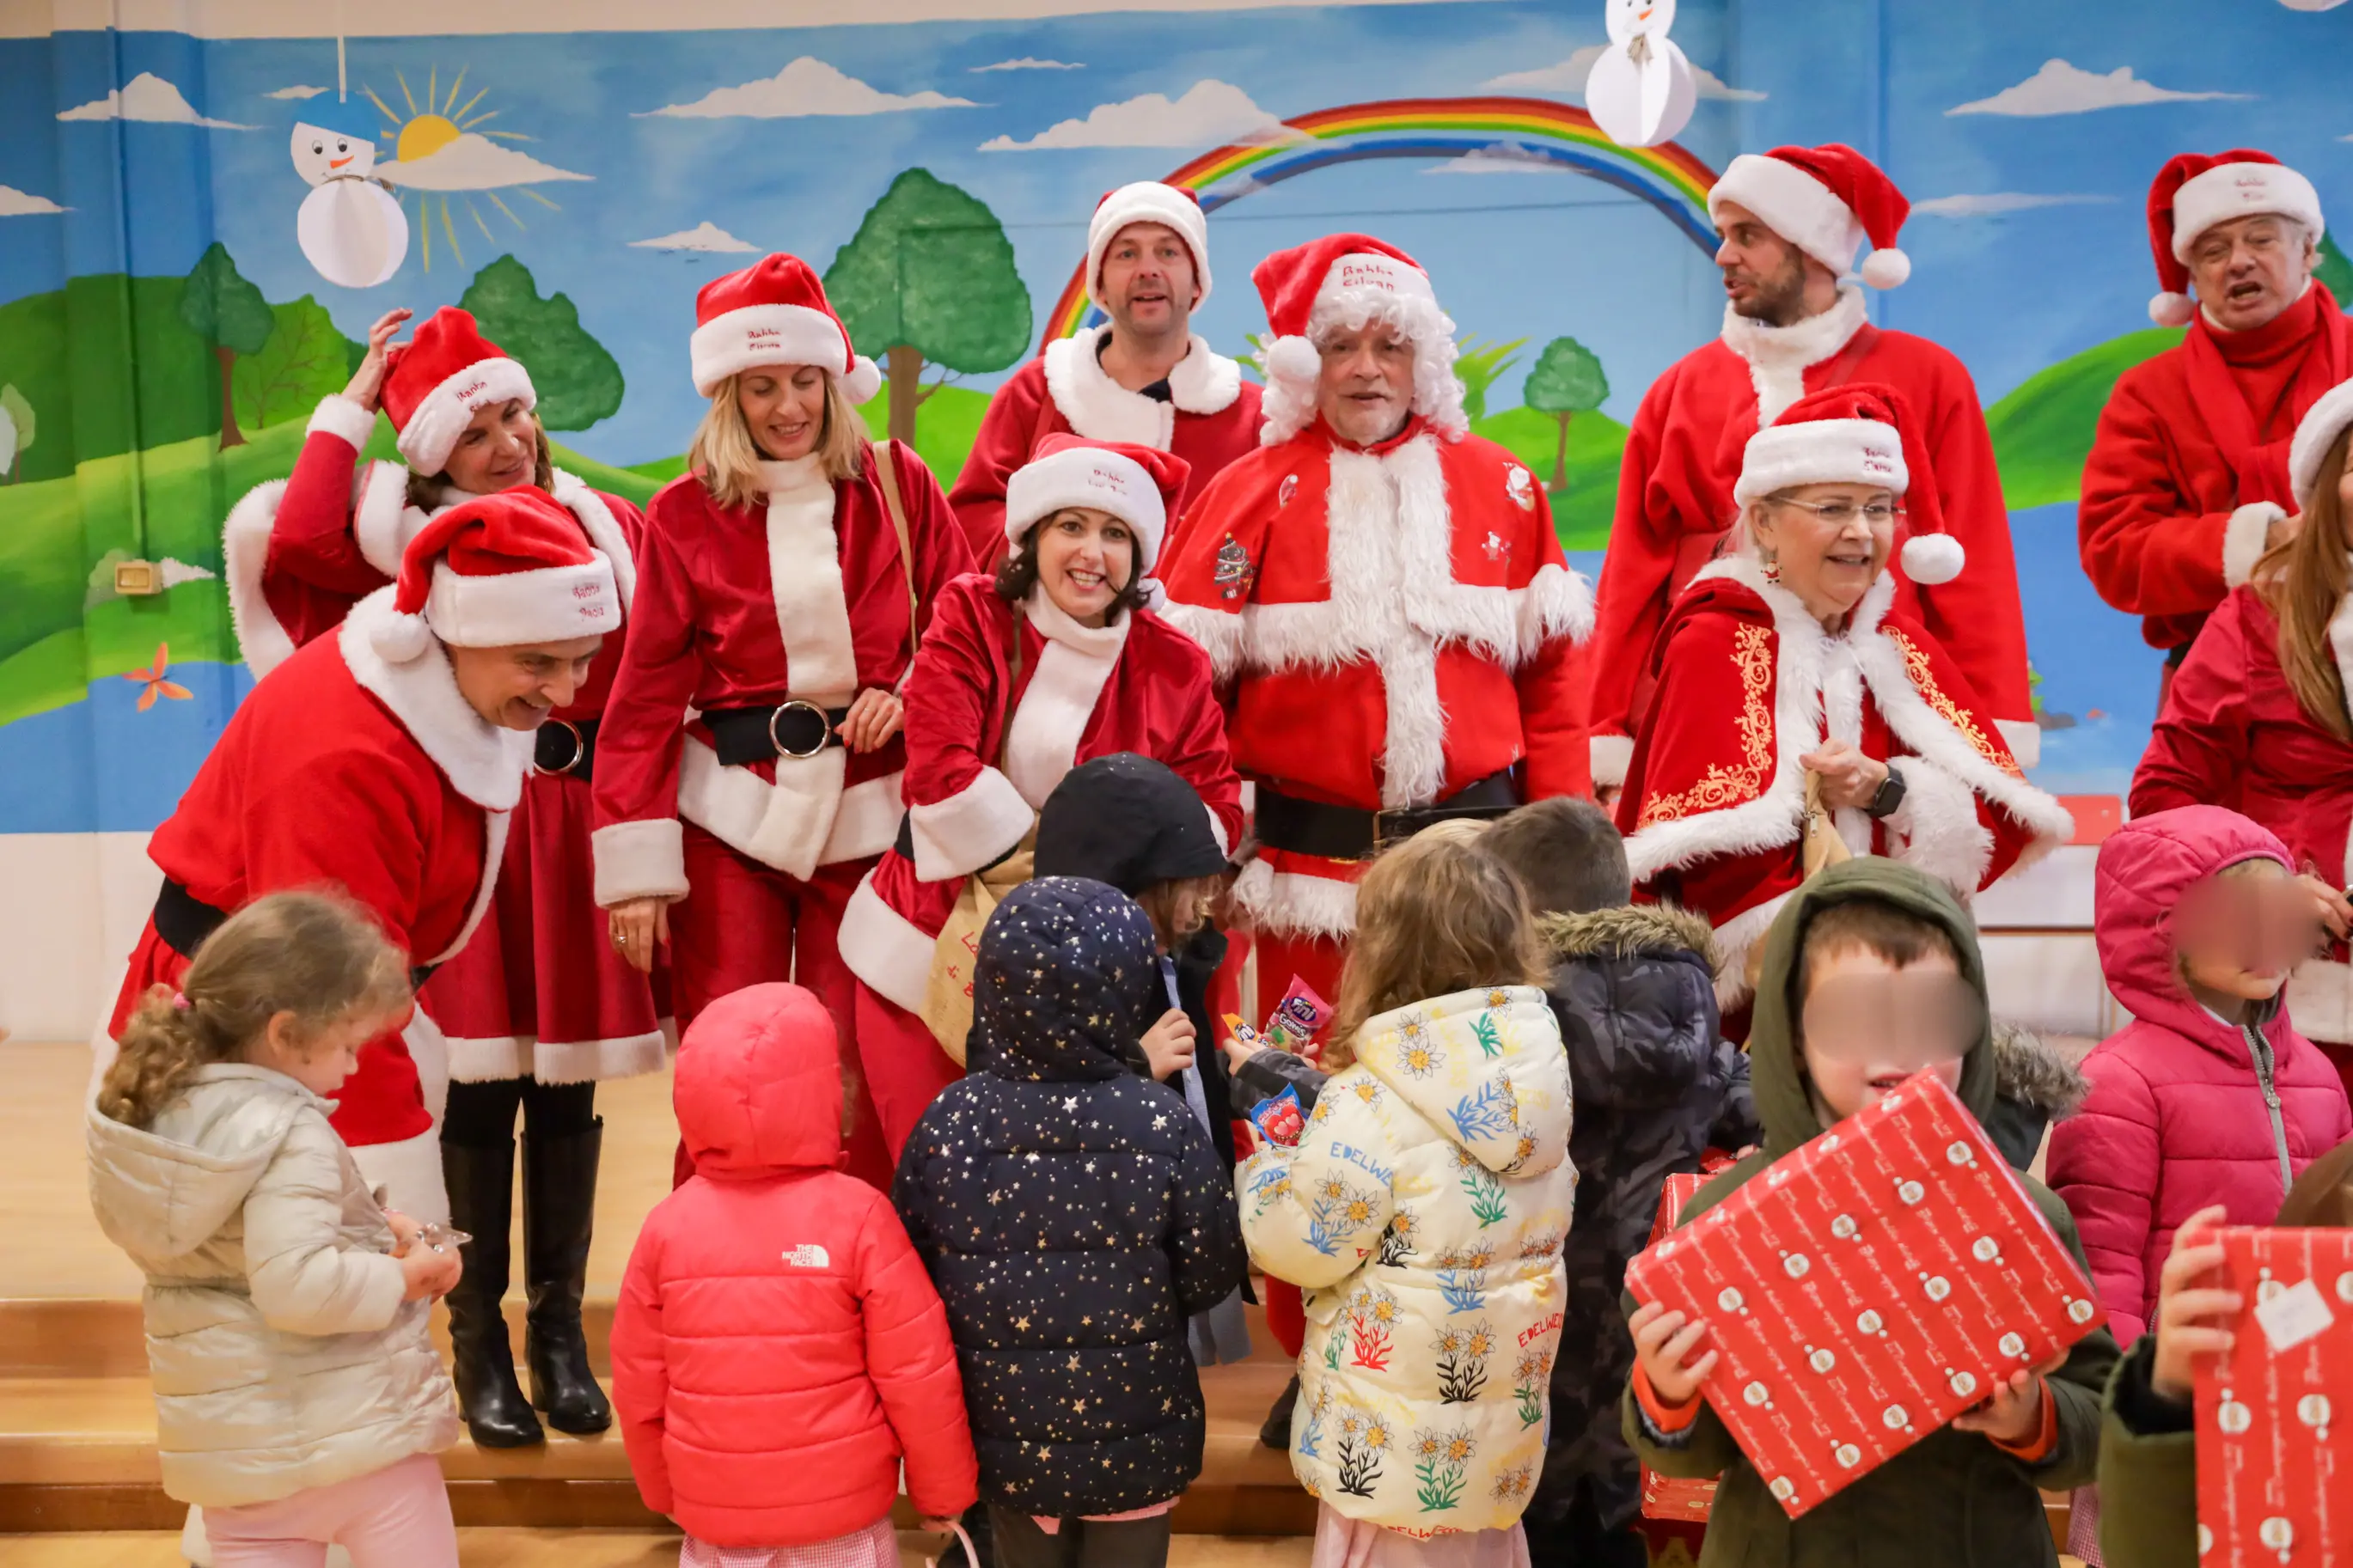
[893,876,1250,1517]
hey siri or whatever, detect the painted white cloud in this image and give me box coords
[639,58,977,119]
[981,79,1299,151]
[265,84,330,100]
[0,184,68,216]
[1947,59,2250,116]
[629,221,756,253]
[58,71,257,129]
[160,558,218,589]
[378,134,591,191]
[972,58,1083,72]
[1485,46,1765,102]
[1427,143,1563,175]
[1911,192,2118,217]
[2279,0,2347,11]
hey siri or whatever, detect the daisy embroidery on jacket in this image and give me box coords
[1513,1346,1554,1427]
[1411,1427,1476,1512]
[1346,1284,1401,1370]
[1397,1014,1443,1077]
[1434,1321,1494,1403]
[1335,1404,1392,1498]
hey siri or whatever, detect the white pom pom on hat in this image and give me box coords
[1859,247,1910,290]
[1900,532,1965,586]
[1263,334,1321,387]
[2148,291,2198,328]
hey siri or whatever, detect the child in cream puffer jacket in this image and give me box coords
[88,892,462,1566]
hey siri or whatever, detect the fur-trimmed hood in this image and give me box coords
[1990,1022,2088,1119]
[1541,903,1716,967]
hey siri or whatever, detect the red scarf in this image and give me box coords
[2183,281,2350,509]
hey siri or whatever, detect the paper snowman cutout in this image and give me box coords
[292,123,407,290]
[1585,0,1698,149]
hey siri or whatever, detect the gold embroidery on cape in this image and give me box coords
[1886,628,2023,778]
[1636,622,1775,829]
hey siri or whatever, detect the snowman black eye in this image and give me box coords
[336,141,347,152]
[311,142,323,153]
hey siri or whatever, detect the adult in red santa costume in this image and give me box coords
[592,254,973,1186]
[2133,380,2353,1089]
[948,181,1262,566]
[218,304,655,1449]
[840,436,1243,1153]
[1583,143,2034,794]
[1617,384,2072,1017]
[2081,151,2348,661]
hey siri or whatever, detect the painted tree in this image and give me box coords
[233,296,356,432]
[0,384,32,481]
[460,255,625,432]
[179,243,275,449]
[1452,337,1527,425]
[1523,337,1610,492]
[825,168,1031,446]
[2317,232,2353,302]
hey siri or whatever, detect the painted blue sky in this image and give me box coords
[4,0,2348,467]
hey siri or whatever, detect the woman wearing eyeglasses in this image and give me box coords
[1616,385,2073,1034]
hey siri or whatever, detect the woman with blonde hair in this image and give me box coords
[591,253,973,1187]
[2135,381,2353,1093]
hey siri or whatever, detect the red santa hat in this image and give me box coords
[2144,151,2326,327]
[1004,435,1191,572]
[1708,144,1912,290]
[381,308,536,478]
[1251,234,1465,442]
[1086,182,1213,315]
[371,485,620,662]
[689,253,882,405]
[2290,377,2353,511]
[1734,381,1963,586]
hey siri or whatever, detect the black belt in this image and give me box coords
[704,702,853,766]
[534,717,599,783]
[1253,771,1521,863]
[155,880,439,991]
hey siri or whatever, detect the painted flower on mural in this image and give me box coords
[124,644,192,711]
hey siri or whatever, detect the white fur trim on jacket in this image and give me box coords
[2291,379,2353,510]
[840,872,938,1015]
[1710,156,1867,282]
[1042,327,1242,448]
[339,590,532,812]
[1719,288,1869,428]
[2171,162,2325,263]
[592,817,686,906]
[1885,757,1993,894]
[2288,956,2353,1046]
[1005,587,1130,808]
[224,480,299,679]
[1157,599,1249,680]
[676,736,842,882]
[1005,442,1170,569]
[822,770,906,864]
[425,806,510,971]
[2224,501,2286,589]
[761,457,859,698]
[550,470,638,613]
[353,461,420,577]
[444,1024,667,1087]
[1231,856,1360,940]
[394,357,535,477]
[1709,890,1796,1010]
[1590,733,1635,790]
[307,394,379,452]
[1995,719,2041,771]
[908,765,1034,882]
[347,1123,449,1226]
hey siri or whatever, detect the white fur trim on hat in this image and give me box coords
[394,357,535,476]
[1087,182,1213,314]
[2290,379,2353,509]
[1733,418,1907,503]
[416,553,620,652]
[692,303,866,399]
[1711,154,1865,281]
[2170,161,2325,263]
[1900,533,1965,586]
[1004,444,1169,569]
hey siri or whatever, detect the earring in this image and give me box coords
[1760,548,1781,585]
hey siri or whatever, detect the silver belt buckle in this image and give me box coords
[768,699,833,760]
[535,718,585,776]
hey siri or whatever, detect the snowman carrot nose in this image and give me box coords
[329,156,353,168]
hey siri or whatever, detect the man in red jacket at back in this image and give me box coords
[948,181,1261,566]
[2079,150,2347,665]
[1582,143,2034,797]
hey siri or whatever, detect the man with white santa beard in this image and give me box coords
[1581,143,2034,797]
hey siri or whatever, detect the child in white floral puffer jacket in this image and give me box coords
[1238,826,1575,1568]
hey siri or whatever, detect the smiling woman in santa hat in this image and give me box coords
[589,253,974,1184]
[217,303,662,1451]
[836,434,1243,1156]
[1617,384,2072,1023]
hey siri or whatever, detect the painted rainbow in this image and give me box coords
[1041,95,1722,350]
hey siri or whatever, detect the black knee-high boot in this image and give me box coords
[442,1136,544,1448]
[523,1117,614,1435]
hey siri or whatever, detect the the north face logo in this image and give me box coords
[784,1244,830,1268]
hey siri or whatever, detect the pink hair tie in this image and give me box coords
[171,991,192,1012]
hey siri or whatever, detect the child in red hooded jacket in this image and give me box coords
[612,982,978,1566]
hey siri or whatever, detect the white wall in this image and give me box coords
[0,833,161,1041]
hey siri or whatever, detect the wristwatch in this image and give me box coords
[1865,763,1907,820]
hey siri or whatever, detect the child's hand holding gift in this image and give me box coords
[1630,1300,1718,1407]
[1950,1358,2062,1445]
[2148,1202,2240,1404]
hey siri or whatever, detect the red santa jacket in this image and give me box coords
[2132,583,2353,1043]
[839,574,1243,1013]
[1617,556,2072,1004]
[946,328,1261,569]
[2079,284,2350,652]
[1157,415,1592,939]
[590,446,973,901]
[1583,290,2034,785]
[221,394,645,714]
[109,593,531,1150]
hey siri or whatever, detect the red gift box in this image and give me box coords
[2195,1228,2353,1564]
[1624,1071,2106,1519]
[1642,1171,1721,1523]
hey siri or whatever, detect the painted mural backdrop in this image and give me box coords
[5,0,2353,841]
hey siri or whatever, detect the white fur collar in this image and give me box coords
[1042,326,1243,448]
[339,589,533,812]
[1023,583,1132,659]
[549,469,637,612]
[1692,552,1898,642]
[1718,287,1870,427]
[1006,586,1130,808]
[760,458,858,701]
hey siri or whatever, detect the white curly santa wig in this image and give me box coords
[1251,235,1469,447]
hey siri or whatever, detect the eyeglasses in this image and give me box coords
[1769,497,1906,528]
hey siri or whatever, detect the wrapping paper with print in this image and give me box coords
[1641,1170,1720,1523]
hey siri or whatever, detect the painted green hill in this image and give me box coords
[1471,406,1629,551]
[1984,328,2183,510]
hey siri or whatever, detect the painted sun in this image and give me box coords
[364,66,555,270]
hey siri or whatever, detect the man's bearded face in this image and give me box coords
[1314,323,1417,446]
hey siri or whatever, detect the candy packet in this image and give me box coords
[1249,1085,1307,1148]
[1260,977,1332,1060]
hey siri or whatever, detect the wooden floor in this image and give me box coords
[0,1532,1321,1566]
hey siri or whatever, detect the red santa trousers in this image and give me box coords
[853,982,968,1162]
